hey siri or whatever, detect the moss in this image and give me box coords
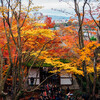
[90,36,97,41]
[59,59,71,63]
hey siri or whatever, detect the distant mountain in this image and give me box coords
[47,15,69,21]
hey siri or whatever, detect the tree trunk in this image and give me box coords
[92,47,100,98]
[74,0,90,94]
[0,48,3,93]
[92,56,97,97]
[82,61,90,94]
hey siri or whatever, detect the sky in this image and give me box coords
[33,0,75,17]
[22,0,99,18]
[23,0,75,17]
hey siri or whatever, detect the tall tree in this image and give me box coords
[0,0,57,99]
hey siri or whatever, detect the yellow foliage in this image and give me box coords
[0,7,9,12]
[74,41,100,74]
[33,23,46,27]
[44,57,84,75]
[21,28,54,39]
[97,64,100,71]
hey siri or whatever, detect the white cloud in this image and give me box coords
[32,0,75,17]
[33,0,74,10]
[22,0,99,17]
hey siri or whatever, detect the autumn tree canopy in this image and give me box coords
[0,0,100,100]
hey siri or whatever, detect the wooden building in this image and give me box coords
[27,67,79,89]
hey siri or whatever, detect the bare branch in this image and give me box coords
[20,0,31,28]
[81,0,87,25]
[87,3,100,29]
